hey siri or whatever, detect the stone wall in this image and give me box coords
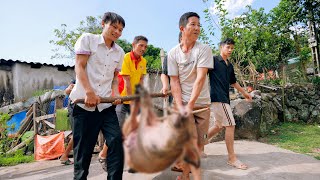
[210,84,320,141]
[284,84,320,123]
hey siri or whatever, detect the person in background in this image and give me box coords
[98,35,148,172]
[59,80,75,165]
[207,38,252,170]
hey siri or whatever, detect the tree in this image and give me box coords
[50,16,162,71]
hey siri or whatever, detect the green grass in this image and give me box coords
[262,122,320,160]
[0,150,34,166]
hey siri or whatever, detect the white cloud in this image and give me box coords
[210,0,255,18]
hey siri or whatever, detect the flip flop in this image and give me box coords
[171,166,191,173]
[171,166,183,172]
[98,157,107,172]
[227,160,248,170]
[60,159,73,165]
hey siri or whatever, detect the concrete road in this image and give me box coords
[1,140,320,180]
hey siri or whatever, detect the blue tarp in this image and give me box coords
[47,85,69,116]
[7,110,27,135]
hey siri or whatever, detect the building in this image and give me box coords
[0,59,75,106]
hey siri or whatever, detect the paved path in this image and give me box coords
[1,141,320,180]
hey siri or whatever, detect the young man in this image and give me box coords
[167,12,213,180]
[207,38,252,170]
[98,36,148,171]
[69,12,125,180]
[59,80,76,165]
[116,35,148,127]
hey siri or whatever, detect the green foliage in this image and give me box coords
[260,78,283,86]
[0,112,16,154]
[0,150,34,166]
[311,76,320,86]
[264,122,320,160]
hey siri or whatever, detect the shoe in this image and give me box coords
[60,159,73,165]
[227,160,248,170]
[98,157,107,172]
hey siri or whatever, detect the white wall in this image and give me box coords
[12,63,75,101]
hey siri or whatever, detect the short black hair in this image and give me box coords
[102,12,125,28]
[133,35,148,44]
[220,38,235,46]
[179,12,200,28]
[178,32,182,43]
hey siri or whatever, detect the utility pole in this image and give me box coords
[308,5,320,75]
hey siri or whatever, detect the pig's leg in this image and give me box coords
[139,91,158,126]
[122,100,140,137]
[181,139,201,180]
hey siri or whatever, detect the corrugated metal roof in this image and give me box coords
[0,58,74,68]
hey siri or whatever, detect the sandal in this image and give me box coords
[60,159,73,165]
[171,166,191,173]
[98,157,107,172]
[227,160,248,170]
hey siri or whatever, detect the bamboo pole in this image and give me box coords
[73,92,171,104]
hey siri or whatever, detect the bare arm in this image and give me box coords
[75,54,100,107]
[112,71,120,97]
[160,74,169,94]
[140,75,144,86]
[122,75,132,96]
[65,84,74,95]
[170,76,183,109]
[187,67,208,110]
[231,82,252,101]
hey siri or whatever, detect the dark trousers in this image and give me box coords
[115,104,130,128]
[73,105,124,180]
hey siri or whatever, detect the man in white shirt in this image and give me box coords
[167,12,213,180]
[69,12,125,180]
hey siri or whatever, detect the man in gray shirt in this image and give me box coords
[167,12,213,180]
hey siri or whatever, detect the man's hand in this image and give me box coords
[178,105,191,118]
[243,92,252,102]
[113,99,122,105]
[85,91,100,107]
[160,85,169,96]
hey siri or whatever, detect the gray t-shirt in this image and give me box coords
[167,41,213,105]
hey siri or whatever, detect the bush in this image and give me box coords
[0,113,17,154]
[0,149,34,166]
[311,76,320,86]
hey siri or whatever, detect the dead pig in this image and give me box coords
[122,85,201,178]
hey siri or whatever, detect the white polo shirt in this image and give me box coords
[69,33,125,112]
[167,41,213,105]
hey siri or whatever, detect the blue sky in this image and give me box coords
[0,0,279,66]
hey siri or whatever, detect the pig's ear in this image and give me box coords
[183,144,200,168]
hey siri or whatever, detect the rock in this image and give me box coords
[250,90,261,98]
[260,100,279,136]
[298,104,310,122]
[231,99,261,140]
[272,97,283,111]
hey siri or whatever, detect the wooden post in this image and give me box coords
[54,96,64,124]
[160,49,169,116]
[33,102,38,159]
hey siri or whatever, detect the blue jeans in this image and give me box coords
[72,105,124,180]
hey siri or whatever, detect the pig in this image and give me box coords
[122,85,201,180]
